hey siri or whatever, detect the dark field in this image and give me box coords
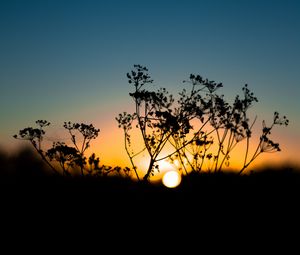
[1,147,299,249]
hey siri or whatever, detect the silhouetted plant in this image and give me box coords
[13,120,59,175]
[116,65,195,181]
[14,120,131,177]
[239,111,289,174]
[117,65,289,181]
[13,66,289,181]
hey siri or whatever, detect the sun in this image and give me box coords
[162,170,182,188]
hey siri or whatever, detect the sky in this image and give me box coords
[0,0,300,173]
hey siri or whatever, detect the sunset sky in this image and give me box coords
[1,0,300,175]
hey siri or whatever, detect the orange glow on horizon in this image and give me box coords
[92,121,298,181]
[8,115,298,182]
[60,118,298,180]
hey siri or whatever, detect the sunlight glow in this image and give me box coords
[162,170,182,188]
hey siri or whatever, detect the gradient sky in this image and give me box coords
[1,0,300,170]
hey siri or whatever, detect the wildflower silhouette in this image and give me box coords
[116,65,289,181]
[13,66,289,181]
[14,120,131,177]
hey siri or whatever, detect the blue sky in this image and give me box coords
[0,0,299,166]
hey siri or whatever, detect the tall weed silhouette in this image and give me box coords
[116,65,289,181]
[14,120,131,177]
[13,65,289,181]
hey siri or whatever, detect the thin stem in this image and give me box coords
[239,137,263,174]
[31,141,59,175]
[243,136,250,168]
[124,131,140,181]
[68,129,80,152]
[218,131,237,171]
[81,137,86,154]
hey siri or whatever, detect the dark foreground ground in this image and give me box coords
[1,159,300,218]
[1,148,300,250]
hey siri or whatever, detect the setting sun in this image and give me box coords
[162,170,182,188]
